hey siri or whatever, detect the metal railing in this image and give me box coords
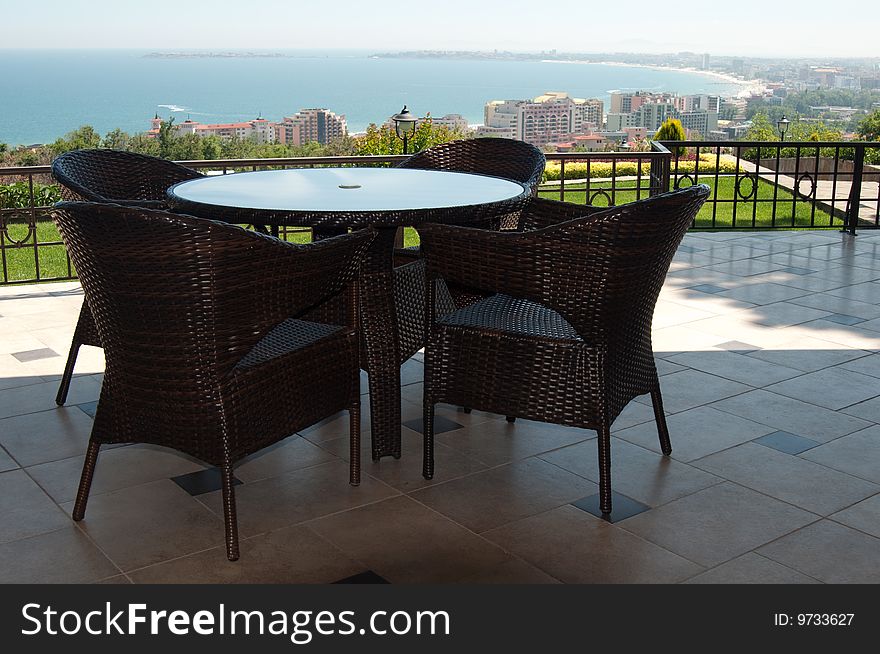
[2,142,879,285]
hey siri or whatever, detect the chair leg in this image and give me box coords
[72,440,100,521]
[650,386,672,456]
[56,341,81,406]
[597,424,613,515]
[221,463,240,562]
[506,416,516,423]
[462,407,472,414]
[423,402,435,480]
[349,403,361,487]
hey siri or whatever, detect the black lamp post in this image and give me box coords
[777,115,791,142]
[392,105,418,154]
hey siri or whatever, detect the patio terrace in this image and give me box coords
[2,228,880,583]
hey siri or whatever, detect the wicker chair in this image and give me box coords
[53,202,372,561]
[419,185,710,515]
[51,150,205,406]
[395,137,546,248]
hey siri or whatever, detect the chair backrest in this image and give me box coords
[528,185,710,347]
[52,202,370,439]
[52,149,203,204]
[396,138,546,192]
[422,185,709,351]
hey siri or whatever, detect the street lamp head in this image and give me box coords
[777,115,791,140]
[392,106,418,140]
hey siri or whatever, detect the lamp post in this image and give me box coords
[392,105,418,154]
[777,115,791,142]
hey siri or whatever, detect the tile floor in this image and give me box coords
[2,229,880,584]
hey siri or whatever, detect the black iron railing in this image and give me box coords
[2,142,879,285]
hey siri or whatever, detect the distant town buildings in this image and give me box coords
[275,109,348,145]
[148,108,348,146]
[478,92,604,147]
[605,91,719,137]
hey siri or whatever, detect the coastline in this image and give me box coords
[541,59,765,95]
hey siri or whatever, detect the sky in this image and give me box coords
[2,0,877,58]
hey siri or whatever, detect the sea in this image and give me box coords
[0,49,747,146]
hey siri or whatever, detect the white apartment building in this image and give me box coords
[607,93,719,137]
[174,117,276,143]
[481,92,604,148]
[275,108,347,146]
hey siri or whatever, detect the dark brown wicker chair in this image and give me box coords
[51,150,205,406]
[52,202,372,561]
[395,137,546,248]
[419,185,710,515]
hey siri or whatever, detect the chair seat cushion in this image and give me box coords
[437,294,582,341]
[234,318,346,371]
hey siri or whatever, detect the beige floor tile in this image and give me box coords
[436,418,592,467]
[683,552,819,584]
[744,339,867,372]
[0,353,52,391]
[0,376,101,420]
[0,527,119,583]
[789,292,880,321]
[0,469,70,544]
[710,389,871,443]
[841,395,880,423]
[620,482,816,567]
[197,460,399,536]
[539,438,722,507]
[716,282,811,306]
[800,426,880,484]
[28,443,206,503]
[633,369,751,414]
[484,505,702,583]
[666,350,803,387]
[794,320,880,350]
[739,301,832,328]
[319,430,488,492]
[234,436,338,484]
[830,493,880,539]
[838,354,880,379]
[0,445,18,472]
[764,367,880,411]
[67,479,226,571]
[309,496,510,583]
[0,407,94,467]
[758,520,880,583]
[455,558,560,584]
[410,458,596,533]
[129,524,364,583]
[616,405,774,462]
[693,442,879,515]
[826,281,880,304]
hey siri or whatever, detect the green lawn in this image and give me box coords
[536,175,841,229]
[0,175,842,284]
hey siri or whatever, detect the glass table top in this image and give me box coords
[168,167,528,213]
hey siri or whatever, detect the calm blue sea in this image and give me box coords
[0,49,744,146]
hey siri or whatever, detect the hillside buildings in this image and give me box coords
[149,108,348,146]
[477,92,604,147]
[605,91,719,137]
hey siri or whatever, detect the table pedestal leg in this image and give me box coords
[359,227,403,459]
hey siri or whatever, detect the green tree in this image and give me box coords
[102,128,132,151]
[653,118,687,156]
[157,118,177,159]
[354,119,465,156]
[50,125,102,155]
[127,133,161,157]
[856,110,880,142]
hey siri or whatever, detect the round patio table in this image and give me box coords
[168,167,530,460]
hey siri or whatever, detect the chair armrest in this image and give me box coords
[517,197,606,231]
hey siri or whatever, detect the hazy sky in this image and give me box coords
[3,0,877,58]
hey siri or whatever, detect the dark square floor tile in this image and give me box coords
[823,313,867,326]
[12,348,59,363]
[779,267,817,276]
[333,570,390,584]
[172,468,242,496]
[571,491,650,523]
[714,340,762,352]
[754,430,821,455]
[403,415,463,435]
[77,401,98,418]
[688,283,727,294]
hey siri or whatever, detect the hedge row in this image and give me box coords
[543,156,740,182]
